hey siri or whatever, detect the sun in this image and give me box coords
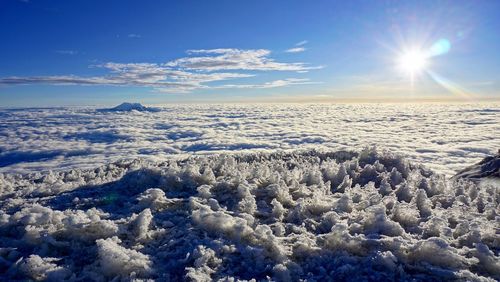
[398,49,428,76]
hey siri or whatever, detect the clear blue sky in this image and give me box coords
[1,0,499,106]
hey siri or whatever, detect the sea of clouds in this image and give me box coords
[0,103,498,175]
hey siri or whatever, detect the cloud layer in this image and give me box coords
[0,103,497,175]
[0,48,322,93]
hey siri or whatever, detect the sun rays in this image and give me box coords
[393,38,474,99]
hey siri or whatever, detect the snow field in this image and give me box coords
[0,148,498,280]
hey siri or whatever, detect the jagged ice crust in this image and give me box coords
[0,148,498,281]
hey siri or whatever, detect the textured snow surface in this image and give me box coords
[0,149,498,281]
[0,103,498,175]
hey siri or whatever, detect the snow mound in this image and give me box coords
[101,102,160,112]
[0,148,498,281]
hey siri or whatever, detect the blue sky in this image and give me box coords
[1,0,499,106]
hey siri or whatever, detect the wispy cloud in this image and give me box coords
[127,34,141,38]
[217,78,317,89]
[0,63,252,91]
[285,47,306,53]
[55,50,78,55]
[295,40,308,46]
[285,40,308,53]
[0,48,322,93]
[465,80,496,87]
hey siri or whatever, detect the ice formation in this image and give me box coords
[0,148,498,281]
[454,150,500,181]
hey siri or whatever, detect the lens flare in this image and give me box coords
[427,70,473,99]
[395,38,455,88]
[429,38,451,57]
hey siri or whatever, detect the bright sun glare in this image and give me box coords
[398,50,428,75]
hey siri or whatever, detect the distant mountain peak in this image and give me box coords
[102,102,160,112]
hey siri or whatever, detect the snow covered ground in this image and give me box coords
[0,103,498,175]
[0,149,498,281]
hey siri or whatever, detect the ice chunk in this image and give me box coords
[130,209,153,241]
[96,237,153,278]
[17,255,71,281]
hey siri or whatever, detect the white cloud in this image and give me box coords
[167,48,319,71]
[0,48,322,93]
[295,40,308,46]
[0,104,498,176]
[218,78,316,89]
[285,40,308,52]
[0,62,253,92]
[285,47,306,53]
[0,74,199,89]
[127,34,141,38]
